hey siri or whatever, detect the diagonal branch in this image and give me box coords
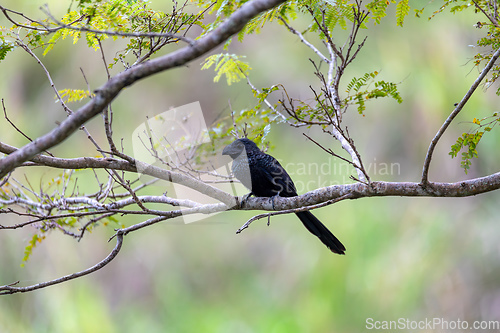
[278,16,330,64]
[421,46,500,184]
[1,98,54,156]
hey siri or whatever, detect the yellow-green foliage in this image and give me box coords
[450,113,500,173]
[58,89,94,103]
[201,53,251,85]
[396,0,410,26]
[345,71,403,114]
[44,0,145,55]
[22,233,45,267]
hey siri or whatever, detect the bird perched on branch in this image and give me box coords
[222,138,345,254]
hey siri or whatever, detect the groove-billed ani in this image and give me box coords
[222,138,346,254]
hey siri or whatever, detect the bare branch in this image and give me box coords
[13,38,72,116]
[110,201,230,240]
[279,3,369,182]
[278,16,330,63]
[2,99,36,146]
[303,133,360,170]
[0,231,124,295]
[0,5,84,32]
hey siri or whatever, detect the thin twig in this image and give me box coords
[14,39,72,116]
[14,37,104,155]
[2,99,55,157]
[303,133,360,169]
[2,99,34,144]
[0,5,84,32]
[236,193,355,234]
[244,75,288,122]
[278,16,330,64]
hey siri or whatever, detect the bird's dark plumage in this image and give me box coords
[222,138,346,254]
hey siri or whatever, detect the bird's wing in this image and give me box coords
[254,153,297,197]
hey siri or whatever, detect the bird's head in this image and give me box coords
[222,138,258,159]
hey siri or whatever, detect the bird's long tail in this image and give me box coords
[295,211,346,255]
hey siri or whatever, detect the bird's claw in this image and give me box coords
[239,192,254,208]
[270,194,280,210]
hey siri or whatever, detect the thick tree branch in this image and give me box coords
[0,0,288,180]
[112,172,500,238]
[240,171,500,212]
[0,142,234,205]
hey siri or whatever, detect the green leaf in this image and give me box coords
[450,130,486,174]
[345,71,402,114]
[366,0,392,25]
[201,53,251,85]
[396,0,410,27]
[57,89,94,103]
[21,233,45,266]
[303,0,360,34]
[0,38,13,62]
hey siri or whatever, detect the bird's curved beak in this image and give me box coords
[222,142,241,157]
[221,145,231,156]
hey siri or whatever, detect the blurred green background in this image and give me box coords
[1,0,500,332]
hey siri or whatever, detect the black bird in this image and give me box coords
[222,138,346,254]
